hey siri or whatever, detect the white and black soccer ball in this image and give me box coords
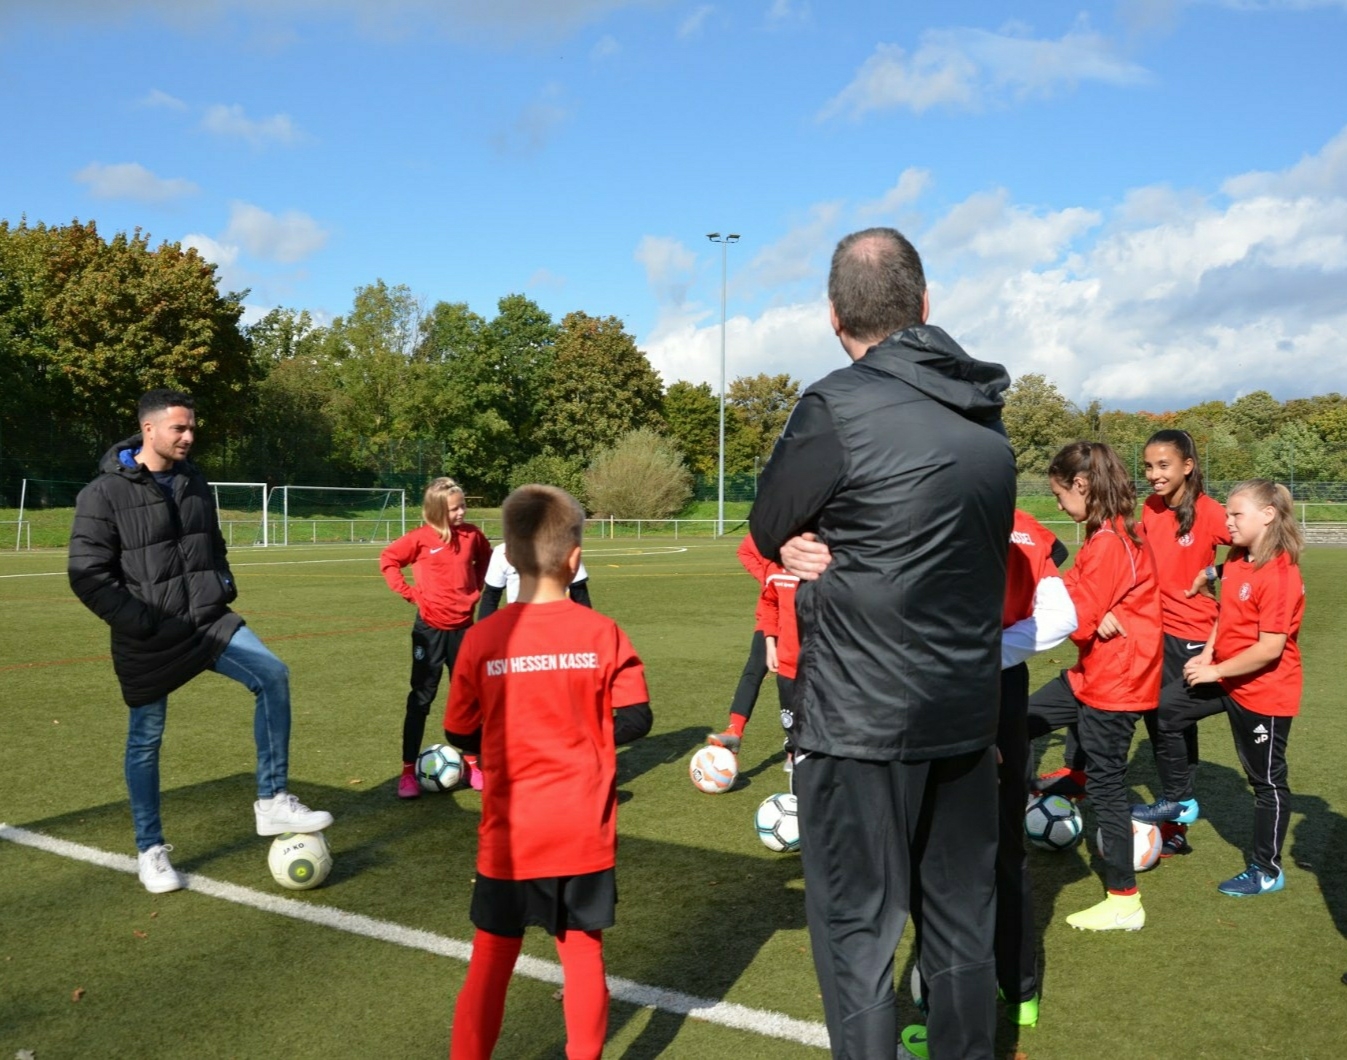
[416,743,464,792]
[1096,819,1163,872]
[268,831,333,890]
[1024,793,1084,852]
[689,744,738,794]
[754,792,800,853]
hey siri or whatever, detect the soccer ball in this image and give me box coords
[689,744,738,793]
[268,831,333,890]
[416,743,464,792]
[754,792,800,853]
[1024,793,1084,852]
[1096,819,1163,872]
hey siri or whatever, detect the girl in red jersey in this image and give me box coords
[1133,480,1305,896]
[379,478,491,799]
[707,534,774,754]
[1026,443,1163,931]
[445,485,652,1060]
[757,560,801,770]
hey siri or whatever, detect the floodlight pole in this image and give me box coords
[706,232,739,537]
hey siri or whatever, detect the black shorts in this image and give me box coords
[470,868,617,938]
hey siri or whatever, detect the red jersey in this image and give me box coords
[444,600,649,879]
[1214,551,1304,717]
[1141,493,1231,640]
[1004,510,1060,628]
[1063,518,1163,712]
[756,565,801,679]
[737,534,772,585]
[380,523,492,630]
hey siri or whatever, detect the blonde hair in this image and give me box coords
[422,477,466,542]
[501,484,584,578]
[1227,478,1302,567]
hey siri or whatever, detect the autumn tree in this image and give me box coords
[535,312,664,462]
[584,429,692,518]
[662,380,721,476]
[726,373,799,473]
[1002,373,1085,474]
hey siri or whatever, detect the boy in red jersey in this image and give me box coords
[444,485,652,1060]
[381,478,492,798]
[757,560,801,769]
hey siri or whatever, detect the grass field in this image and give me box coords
[3,538,1347,1058]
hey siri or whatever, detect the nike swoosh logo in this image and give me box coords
[430,547,445,554]
[1184,642,1205,651]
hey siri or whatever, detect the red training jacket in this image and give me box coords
[380,523,492,630]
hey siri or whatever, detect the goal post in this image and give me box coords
[211,482,268,548]
[269,485,407,546]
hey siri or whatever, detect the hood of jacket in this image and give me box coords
[857,324,1009,424]
[100,435,194,480]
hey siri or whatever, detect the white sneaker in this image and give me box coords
[254,792,334,836]
[137,843,186,894]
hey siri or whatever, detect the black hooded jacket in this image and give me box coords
[68,436,244,707]
[750,325,1016,762]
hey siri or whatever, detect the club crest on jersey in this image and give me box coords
[1177,533,1193,547]
[1239,582,1252,601]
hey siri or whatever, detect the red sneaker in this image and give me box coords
[397,772,421,799]
[464,757,485,792]
[1034,767,1088,800]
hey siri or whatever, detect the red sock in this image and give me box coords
[554,929,608,1060]
[726,714,747,737]
[1109,886,1139,897]
[450,930,522,1059]
[401,762,416,776]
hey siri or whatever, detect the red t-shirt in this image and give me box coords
[737,534,772,585]
[1214,551,1304,717]
[444,600,649,879]
[1004,510,1060,629]
[1141,493,1231,640]
[756,565,801,679]
[1063,519,1163,712]
[380,523,492,630]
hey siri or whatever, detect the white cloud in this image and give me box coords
[635,235,698,309]
[139,88,187,110]
[678,4,714,39]
[644,125,1347,410]
[182,232,240,269]
[590,33,620,58]
[222,201,328,262]
[74,161,198,202]
[490,83,571,155]
[743,202,843,291]
[821,22,1151,119]
[856,167,933,219]
[765,0,809,27]
[201,103,301,146]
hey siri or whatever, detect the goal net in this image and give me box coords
[212,482,268,548]
[269,486,407,546]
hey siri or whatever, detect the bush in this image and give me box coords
[584,429,693,518]
[507,453,589,506]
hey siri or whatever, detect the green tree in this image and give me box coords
[508,452,588,505]
[584,429,692,518]
[536,312,664,461]
[1224,390,1284,444]
[662,380,721,476]
[1002,373,1084,474]
[725,373,799,473]
[1256,420,1330,486]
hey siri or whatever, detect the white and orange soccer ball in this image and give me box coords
[1096,819,1163,872]
[689,744,738,794]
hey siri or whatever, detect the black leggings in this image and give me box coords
[402,616,467,763]
[728,629,769,720]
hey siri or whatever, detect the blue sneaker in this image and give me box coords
[1130,797,1199,825]
[1218,865,1284,897]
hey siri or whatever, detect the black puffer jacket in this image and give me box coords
[68,437,244,707]
[750,325,1016,762]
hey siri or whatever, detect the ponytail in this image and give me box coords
[1048,442,1142,547]
[1146,429,1205,538]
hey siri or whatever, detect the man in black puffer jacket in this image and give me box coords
[70,389,333,894]
[751,229,1015,1060]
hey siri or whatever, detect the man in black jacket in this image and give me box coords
[751,229,1015,1059]
[69,390,332,894]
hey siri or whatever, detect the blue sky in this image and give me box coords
[3,0,1345,410]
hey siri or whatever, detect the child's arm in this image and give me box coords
[1002,576,1077,668]
[444,641,483,754]
[1185,631,1287,685]
[613,702,652,745]
[1061,534,1131,643]
[470,529,493,591]
[379,535,419,602]
[765,635,780,673]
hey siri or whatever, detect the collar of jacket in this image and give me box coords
[856,325,1010,423]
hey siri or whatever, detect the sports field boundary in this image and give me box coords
[0,824,830,1051]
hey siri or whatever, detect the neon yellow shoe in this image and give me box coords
[1066,892,1145,931]
[1005,993,1039,1027]
[899,1024,929,1059]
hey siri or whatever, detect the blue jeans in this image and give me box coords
[125,625,292,851]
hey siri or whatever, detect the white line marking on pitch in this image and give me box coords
[0,824,828,1050]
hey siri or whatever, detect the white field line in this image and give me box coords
[0,823,828,1050]
[0,546,690,579]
